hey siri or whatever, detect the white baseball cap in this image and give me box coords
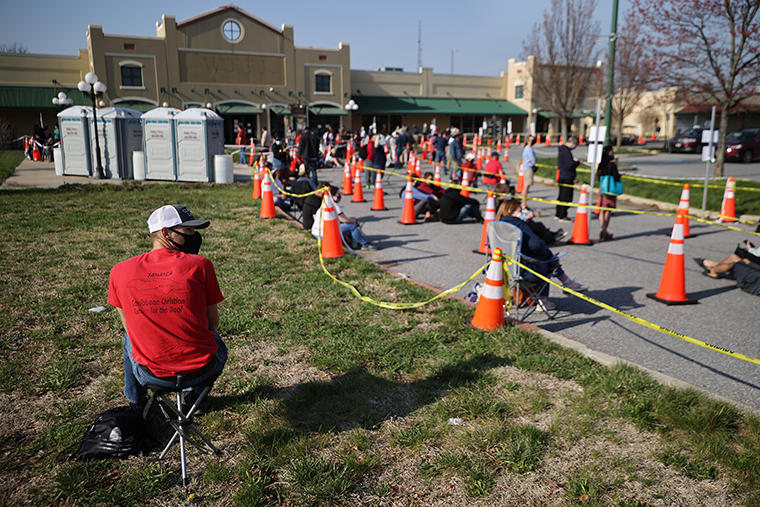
[147,205,210,233]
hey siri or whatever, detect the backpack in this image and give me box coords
[74,406,148,460]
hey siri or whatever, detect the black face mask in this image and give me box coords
[169,228,202,255]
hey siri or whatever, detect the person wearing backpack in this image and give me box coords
[108,205,228,415]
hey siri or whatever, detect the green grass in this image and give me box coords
[536,157,760,217]
[1,182,760,505]
[0,150,25,183]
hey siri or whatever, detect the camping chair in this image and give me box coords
[291,178,316,222]
[486,221,566,320]
[143,365,222,487]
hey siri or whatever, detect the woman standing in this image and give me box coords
[596,145,620,241]
[521,135,537,209]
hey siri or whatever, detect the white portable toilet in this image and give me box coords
[174,108,225,182]
[141,107,180,181]
[57,106,92,176]
[88,107,143,179]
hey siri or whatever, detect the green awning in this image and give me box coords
[215,103,263,115]
[0,86,88,109]
[353,96,527,115]
[538,110,596,119]
[268,105,291,115]
[112,101,155,113]
[309,104,348,116]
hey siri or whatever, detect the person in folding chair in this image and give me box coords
[497,199,588,310]
[108,205,228,416]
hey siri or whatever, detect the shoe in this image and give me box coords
[362,243,378,251]
[562,279,587,292]
[554,229,569,242]
[556,217,572,223]
[599,230,613,241]
[129,398,148,414]
[538,297,556,311]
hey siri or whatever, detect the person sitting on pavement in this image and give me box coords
[439,186,483,224]
[108,205,227,414]
[496,197,568,245]
[454,152,478,184]
[311,185,379,250]
[497,199,587,310]
[412,172,443,221]
[272,166,293,212]
[697,240,760,296]
[482,151,503,187]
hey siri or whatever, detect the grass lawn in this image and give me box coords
[0,150,25,183]
[1,182,760,506]
[534,157,760,217]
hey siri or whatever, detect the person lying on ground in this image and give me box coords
[497,199,588,310]
[697,240,760,296]
[311,185,379,251]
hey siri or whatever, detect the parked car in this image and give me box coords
[668,128,705,153]
[725,128,760,163]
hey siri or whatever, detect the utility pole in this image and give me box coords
[603,0,619,146]
[417,21,423,71]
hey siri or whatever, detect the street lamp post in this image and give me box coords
[78,72,107,179]
[451,49,458,75]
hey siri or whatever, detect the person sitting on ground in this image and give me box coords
[108,205,227,414]
[483,151,503,187]
[453,152,477,184]
[697,240,760,296]
[497,199,587,310]
[495,193,567,245]
[272,166,293,212]
[412,172,443,221]
[311,185,378,250]
[439,186,483,224]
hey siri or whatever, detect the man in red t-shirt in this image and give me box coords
[483,151,503,187]
[108,205,227,412]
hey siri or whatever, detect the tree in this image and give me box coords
[0,42,28,54]
[631,0,760,176]
[521,0,602,141]
[609,25,649,149]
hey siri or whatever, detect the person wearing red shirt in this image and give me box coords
[108,205,227,413]
[483,151,503,187]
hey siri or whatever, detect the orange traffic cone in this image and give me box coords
[252,165,262,199]
[505,136,511,148]
[638,135,645,145]
[471,247,506,331]
[460,170,471,197]
[474,192,497,254]
[248,140,255,166]
[343,162,353,195]
[720,177,736,223]
[399,176,417,225]
[23,136,28,151]
[318,191,345,259]
[415,157,421,177]
[497,139,502,153]
[516,134,521,145]
[499,172,506,185]
[545,135,550,147]
[504,146,509,162]
[647,215,697,305]
[651,133,656,141]
[433,163,442,186]
[516,162,525,194]
[352,165,365,202]
[259,170,277,219]
[536,133,541,144]
[559,136,564,145]
[676,184,694,237]
[567,185,592,245]
[32,141,41,161]
[371,170,387,211]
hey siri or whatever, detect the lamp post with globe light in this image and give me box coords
[77,72,107,179]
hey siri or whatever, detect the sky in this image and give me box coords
[0,0,632,77]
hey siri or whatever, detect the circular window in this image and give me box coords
[221,20,243,43]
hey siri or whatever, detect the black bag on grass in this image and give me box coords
[74,406,147,460]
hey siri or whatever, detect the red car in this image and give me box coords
[725,129,760,163]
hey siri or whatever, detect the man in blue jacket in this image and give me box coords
[555,136,580,222]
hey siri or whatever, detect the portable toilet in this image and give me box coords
[141,107,180,180]
[57,106,92,176]
[174,108,225,182]
[88,107,143,179]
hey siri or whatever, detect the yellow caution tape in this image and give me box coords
[505,256,760,366]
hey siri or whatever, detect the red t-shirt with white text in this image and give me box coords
[108,248,224,377]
